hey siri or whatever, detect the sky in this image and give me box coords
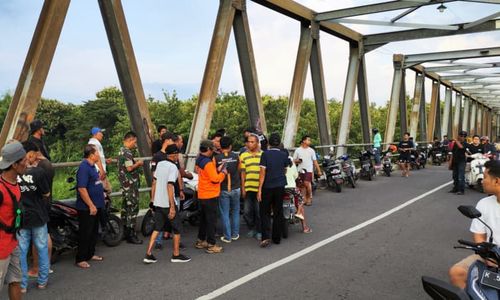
[0,0,499,107]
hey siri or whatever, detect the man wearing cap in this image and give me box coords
[143,144,190,264]
[0,141,27,298]
[450,131,469,195]
[195,140,226,254]
[88,127,112,195]
[118,131,144,244]
[28,119,50,161]
[481,136,496,159]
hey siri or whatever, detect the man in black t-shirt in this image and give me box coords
[18,141,51,291]
[151,125,167,155]
[450,131,468,195]
[28,120,50,161]
[398,132,414,177]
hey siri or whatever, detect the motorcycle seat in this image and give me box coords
[57,200,78,209]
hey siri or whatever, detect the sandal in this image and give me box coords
[303,227,312,234]
[91,255,104,261]
[260,239,271,248]
[76,261,90,269]
[37,284,47,290]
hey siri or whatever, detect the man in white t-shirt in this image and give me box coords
[143,145,190,264]
[88,127,112,194]
[449,160,500,289]
[293,135,322,206]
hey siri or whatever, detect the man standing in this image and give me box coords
[151,125,167,154]
[372,128,382,166]
[257,133,289,247]
[293,135,322,206]
[28,120,50,161]
[450,131,468,195]
[118,131,144,244]
[88,127,112,194]
[17,141,50,292]
[144,145,190,264]
[75,145,105,268]
[398,132,414,178]
[240,134,262,240]
[0,141,26,299]
[215,136,241,243]
[195,140,226,254]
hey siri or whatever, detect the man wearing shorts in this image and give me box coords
[0,141,27,299]
[398,132,414,177]
[143,144,190,264]
[293,135,322,206]
[449,160,500,289]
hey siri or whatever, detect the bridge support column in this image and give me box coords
[337,43,361,156]
[427,81,440,142]
[462,96,470,134]
[309,22,332,155]
[0,0,70,147]
[470,101,477,136]
[452,94,462,139]
[282,23,313,149]
[384,55,403,147]
[409,72,424,140]
[399,69,408,136]
[99,0,156,184]
[357,53,372,149]
[441,87,452,139]
[233,2,267,134]
[477,105,483,136]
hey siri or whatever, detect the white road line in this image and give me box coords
[196,180,453,300]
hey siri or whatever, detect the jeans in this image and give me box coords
[76,209,101,263]
[198,199,218,245]
[260,187,285,243]
[243,191,261,233]
[17,225,49,289]
[453,161,466,192]
[218,189,241,240]
[373,147,381,165]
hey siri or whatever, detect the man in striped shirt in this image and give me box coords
[240,134,262,240]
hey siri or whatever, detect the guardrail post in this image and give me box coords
[0,0,70,148]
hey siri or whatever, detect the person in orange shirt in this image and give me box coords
[194,140,227,254]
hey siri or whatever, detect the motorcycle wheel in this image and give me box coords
[50,249,61,265]
[326,176,335,189]
[367,172,372,181]
[384,168,391,177]
[282,219,289,239]
[188,215,200,227]
[103,214,123,247]
[141,209,155,237]
[348,176,356,188]
[478,179,484,193]
[335,183,342,193]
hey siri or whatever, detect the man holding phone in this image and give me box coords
[293,135,322,206]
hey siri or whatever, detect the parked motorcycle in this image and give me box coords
[417,146,429,169]
[322,155,344,192]
[422,205,500,300]
[465,152,490,193]
[141,175,199,237]
[409,149,421,170]
[282,188,303,239]
[381,150,393,177]
[49,178,123,263]
[339,154,357,188]
[359,150,376,181]
[431,146,444,166]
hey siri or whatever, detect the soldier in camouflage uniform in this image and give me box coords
[118,131,144,244]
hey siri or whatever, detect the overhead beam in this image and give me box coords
[364,19,500,48]
[404,46,500,67]
[331,19,459,31]
[0,0,70,148]
[463,11,500,30]
[315,0,455,21]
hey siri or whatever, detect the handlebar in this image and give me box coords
[458,239,477,247]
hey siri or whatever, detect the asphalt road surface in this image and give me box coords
[2,165,485,299]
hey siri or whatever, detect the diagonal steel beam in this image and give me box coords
[464,11,500,29]
[315,0,455,21]
[391,6,421,23]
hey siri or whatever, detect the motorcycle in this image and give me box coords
[422,205,500,300]
[418,146,429,169]
[381,150,393,177]
[49,179,123,263]
[465,151,490,193]
[431,146,444,166]
[339,154,357,188]
[282,188,303,239]
[409,149,421,170]
[322,156,344,193]
[359,150,376,181]
[141,175,199,237]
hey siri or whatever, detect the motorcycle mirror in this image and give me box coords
[458,205,481,219]
[67,177,75,183]
[329,146,334,152]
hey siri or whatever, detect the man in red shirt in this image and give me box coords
[0,141,27,299]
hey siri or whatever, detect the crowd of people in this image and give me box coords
[0,120,320,298]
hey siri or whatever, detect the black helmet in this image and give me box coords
[372,128,379,133]
[459,130,467,137]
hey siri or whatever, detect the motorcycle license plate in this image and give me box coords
[331,175,342,179]
[436,153,442,157]
[481,270,500,290]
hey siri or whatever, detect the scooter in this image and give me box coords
[409,149,421,170]
[339,154,357,188]
[359,150,376,181]
[422,205,500,300]
[141,175,199,237]
[322,156,344,193]
[418,146,429,169]
[381,150,393,177]
[465,151,490,193]
[49,179,123,263]
[431,146,443,166]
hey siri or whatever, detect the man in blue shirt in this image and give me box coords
[257,133,289,247]
[75,144,105,269]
